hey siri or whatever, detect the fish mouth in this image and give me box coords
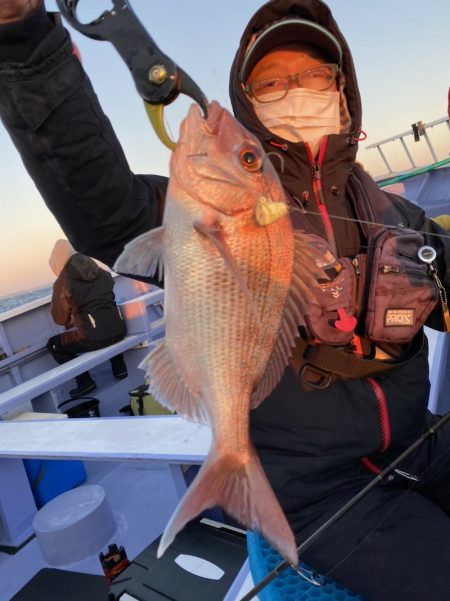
[172,101,283,214]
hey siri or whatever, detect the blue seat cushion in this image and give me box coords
[247,531,366,601]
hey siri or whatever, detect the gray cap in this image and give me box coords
[240,17,343,82]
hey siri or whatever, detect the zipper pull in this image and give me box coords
[429,266,450,332]
[380,265,401,274]
[313,162,326,206]
[352,257,362,317]
[314,162,321,181]
[418,246,450,332]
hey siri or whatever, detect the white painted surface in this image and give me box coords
[0,415,211,462]
[0,333,149,416]
[0,461,183,600]
[425,326,449,414]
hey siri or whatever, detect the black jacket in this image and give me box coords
[51,254,126,343]
[227,0,450,526]
[0,0,449,529]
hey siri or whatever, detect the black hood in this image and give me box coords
[229,0,362,193]
[64,253,101,282]
[230,0,361,137]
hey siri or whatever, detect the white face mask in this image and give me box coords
[251,88,340,157]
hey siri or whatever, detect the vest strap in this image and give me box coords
[290,333,424,389]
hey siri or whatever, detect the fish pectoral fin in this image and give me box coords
[193,220,260,326]
[157,445,298,567]
[140,341,207,424]
[251,232,328,408]
[113,226,165,280]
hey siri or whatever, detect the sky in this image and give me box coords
[1,0,449,297]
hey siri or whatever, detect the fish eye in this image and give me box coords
[240,148,263,172]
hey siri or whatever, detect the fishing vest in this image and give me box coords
[289,165,442,388]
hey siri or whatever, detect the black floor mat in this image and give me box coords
[110,520,247,601]
[11,568,109,601]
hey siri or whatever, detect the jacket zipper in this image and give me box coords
[366,377,391,452]
[361,376,391,474]
[380,265,433,279]
[352,257,361,317]
[305,138,338,256]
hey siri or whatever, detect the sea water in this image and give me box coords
[0,285,52,315]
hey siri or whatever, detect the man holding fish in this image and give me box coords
[1,1,450,599]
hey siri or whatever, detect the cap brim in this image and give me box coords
[240,18,343,82]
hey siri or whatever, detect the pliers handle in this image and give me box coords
[56,0,208,149]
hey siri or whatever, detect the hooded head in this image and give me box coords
[229,0,362,160]
[48,239,75,277]
[239,17,343,84]
[65,253,102,282]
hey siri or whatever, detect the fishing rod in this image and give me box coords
[239,409,450,601]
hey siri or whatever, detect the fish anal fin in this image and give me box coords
[140,341,207,424]
[113,226,165,280]
[157,445,298,566]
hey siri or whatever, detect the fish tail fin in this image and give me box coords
[157,446,298,566]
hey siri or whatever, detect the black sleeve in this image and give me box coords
[0,8,168,271]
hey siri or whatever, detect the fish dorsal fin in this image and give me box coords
[113,226,165,280]
[194,220,260,325]
[140,341,208,424]
[250,231,326,408]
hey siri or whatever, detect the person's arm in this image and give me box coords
[0,1,167,270]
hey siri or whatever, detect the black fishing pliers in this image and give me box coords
[55,0,209,150]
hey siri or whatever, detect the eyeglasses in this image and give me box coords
[245,63,338,103]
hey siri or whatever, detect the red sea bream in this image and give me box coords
[114,100,323,565]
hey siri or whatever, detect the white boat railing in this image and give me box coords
[366,115,450,174]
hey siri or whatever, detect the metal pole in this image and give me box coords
[376,145,392,173]
[422,130,438,163]
[399,137,416,168]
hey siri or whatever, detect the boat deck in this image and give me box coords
[0,416,256,600]
[0,461,184,599]
[0,458,255,600]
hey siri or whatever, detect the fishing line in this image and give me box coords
[289,206,450,242]
[239,411,450,601]
[288,487,416,601]
[290,441,450,601]
[163,111,176,145]
[264,152,285,173]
